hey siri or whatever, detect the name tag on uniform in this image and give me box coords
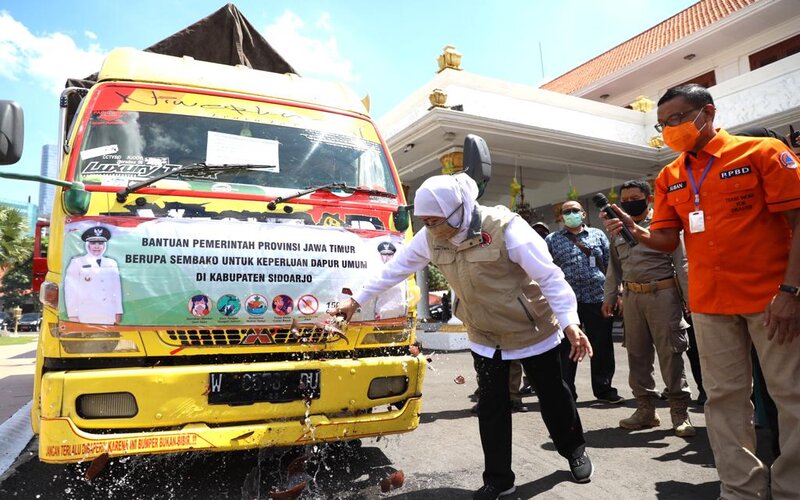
[589,256,597,268]
[689,210,705,233]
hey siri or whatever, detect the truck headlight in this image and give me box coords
[59,331,140,354]
[77,392,138,418]
[368,376,408,399]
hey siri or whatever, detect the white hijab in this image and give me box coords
[414,173,479,245]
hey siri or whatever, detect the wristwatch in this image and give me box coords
[778,283,800,298]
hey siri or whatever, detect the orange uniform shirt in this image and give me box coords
[651,129,800,314]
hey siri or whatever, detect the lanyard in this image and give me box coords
[686,157,715,209]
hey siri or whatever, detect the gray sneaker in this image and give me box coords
[569,451,594,483]
[473,484,516,500]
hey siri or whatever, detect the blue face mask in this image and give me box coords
[563,212,583,228]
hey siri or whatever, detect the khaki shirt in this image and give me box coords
[427,205,560,350]
[603,212,688,305]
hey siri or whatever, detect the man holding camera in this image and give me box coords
[602,180,694,437]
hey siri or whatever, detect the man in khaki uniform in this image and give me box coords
[602,180,694,437]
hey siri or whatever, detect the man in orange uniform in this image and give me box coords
[604,84,800,500]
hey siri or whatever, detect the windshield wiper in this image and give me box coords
[266,183,395,210]
[115,163,276,202]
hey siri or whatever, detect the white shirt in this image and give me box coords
[354,216,580,360]
[64,254,123,325]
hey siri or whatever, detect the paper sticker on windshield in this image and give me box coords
[206,132,279,171]
[80,144,120,160]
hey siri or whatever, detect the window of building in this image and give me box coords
[675,70,717,89]
[749,33,800,71]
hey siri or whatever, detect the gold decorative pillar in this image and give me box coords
[429,88,448,109]
[648,135,665,148]
[630,95,655,113]
[440,151,463,175]
[437,45,463,73]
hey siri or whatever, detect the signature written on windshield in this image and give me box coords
[114,90,307,121]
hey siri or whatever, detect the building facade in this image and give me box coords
[38,144,58,218]
[380,0,800,228]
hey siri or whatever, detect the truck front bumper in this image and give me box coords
[37,355,425,463]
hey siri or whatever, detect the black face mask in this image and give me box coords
[620,199,648,217]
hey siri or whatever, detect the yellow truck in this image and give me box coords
[0,47,437,464]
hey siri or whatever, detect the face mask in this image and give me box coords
[562,212,583,228]
[662,110,707,153]
[620,199,648,217]
[424,203,463,240]
[427,224,459,240]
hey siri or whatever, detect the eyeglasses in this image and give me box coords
[654,108,701,133]
[423,203,463,228]
[561,208,582,215]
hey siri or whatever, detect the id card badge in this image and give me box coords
[589,255,597,268]
[689,210,705,233]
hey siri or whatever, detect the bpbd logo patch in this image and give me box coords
[779,151,797,170]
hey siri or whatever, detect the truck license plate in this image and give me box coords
[208,370,320,405]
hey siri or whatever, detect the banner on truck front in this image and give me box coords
[60,217,407,327]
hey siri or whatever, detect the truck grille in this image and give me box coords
[164,326,333,347]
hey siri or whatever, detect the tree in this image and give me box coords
[1,250,33,309]
[426,263,449,291]
[0,206,33,309]
[0,206,30,268]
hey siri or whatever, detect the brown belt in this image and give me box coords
[624,277,676,294]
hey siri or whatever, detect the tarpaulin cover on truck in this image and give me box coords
[66,3,295,89]
[63,3,296,122]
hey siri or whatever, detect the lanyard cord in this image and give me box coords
[686,156,715,209]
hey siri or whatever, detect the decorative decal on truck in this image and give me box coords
[60,217,406,327]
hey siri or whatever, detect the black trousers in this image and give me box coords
[685,315,704,396]
[472,347,586,489]
[559,302,618,399]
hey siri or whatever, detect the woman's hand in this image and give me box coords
[327,297,360,322]
[564,324,593,362]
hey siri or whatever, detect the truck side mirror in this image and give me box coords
[393,205,411,231]
[0,100,24,165]
[462,134,491,199]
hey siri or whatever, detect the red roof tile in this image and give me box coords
[540,0,756,95]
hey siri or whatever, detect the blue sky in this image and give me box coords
[1,0,697,206]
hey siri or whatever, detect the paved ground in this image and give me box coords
[0,336,37,422]
[0,330,777,499]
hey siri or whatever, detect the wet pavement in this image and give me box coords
[0,331,777,499]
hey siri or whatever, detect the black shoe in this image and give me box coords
[511,400,528,413]
[597,393,624,404]
[469,392,479,403]
[473,484,516,500]
[569,451,593,483]
[520,384,536,395]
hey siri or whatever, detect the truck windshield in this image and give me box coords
[74,87,398,197]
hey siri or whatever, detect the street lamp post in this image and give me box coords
[12,305,22,334]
